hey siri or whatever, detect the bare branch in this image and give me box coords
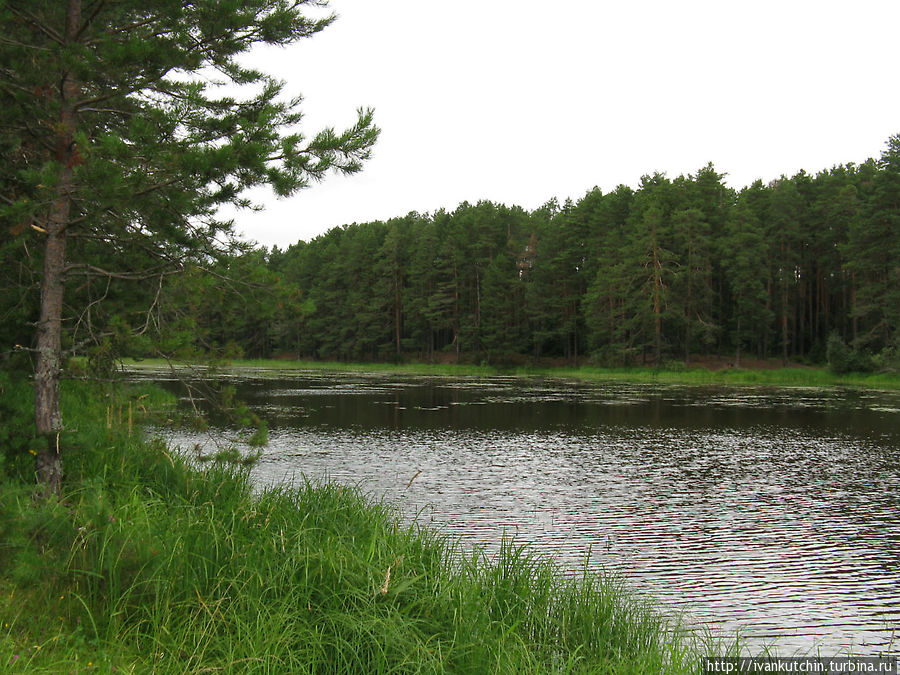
[71,275,111,346]
[75,0,106,41]
[0,35,53,51]
[7,6,65,45]
[63,263,179,280]
[135,273,165,337]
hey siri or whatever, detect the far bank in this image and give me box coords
[119,356,900,390]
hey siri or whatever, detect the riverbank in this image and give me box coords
[0,377,721,673]
[122,356,900,390]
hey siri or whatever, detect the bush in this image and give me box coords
[871,346,900,373]
[826,333,873,374]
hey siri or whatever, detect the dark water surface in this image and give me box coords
[133,368,900,656]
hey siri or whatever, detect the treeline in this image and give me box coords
[3,138,899,371]
[167,138,900,367]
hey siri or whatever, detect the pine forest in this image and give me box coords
[4,138,900,371]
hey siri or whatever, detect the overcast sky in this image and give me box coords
[227,0,900,249]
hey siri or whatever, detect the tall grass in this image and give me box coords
[0,378,718,672]
[528,365,900,389]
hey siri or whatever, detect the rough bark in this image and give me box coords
[34,0,82,496]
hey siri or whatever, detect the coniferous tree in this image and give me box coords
[844,135,900,352]
[523,201,560,358]
[583,186,634,363]
[767,178,804,364]
[631,204,677,365]
[678,164,729,356]
[479,250,523,361]
[374,218,409,360]
[723,199,771,366]
[429,211,463,359]
[804,165,860,349]
[404,217,441,360]
[618,175,677,364]
[0,0,378,492]
[671,207,715,361]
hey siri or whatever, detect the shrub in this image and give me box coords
[826,333,873,374]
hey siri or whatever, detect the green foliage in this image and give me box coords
[0,373,33,477]
[181,139,898,370]
[0,1,379,477]
[825,333,872,374]
[722,193,773,365]
[11,131,896,376]
[246,420,269,447]
[843,138,900,352]
[870,347,900,373]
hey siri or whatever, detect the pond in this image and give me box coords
[131,367,900,656]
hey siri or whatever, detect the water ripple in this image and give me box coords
[144,372,900,657]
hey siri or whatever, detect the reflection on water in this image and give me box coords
[133,368,900,656]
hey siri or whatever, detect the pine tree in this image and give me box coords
[523,200,587,363]
[723,199,772,366]
[630,204,677,365]
[404,218,441,360]
[844,135,900,352]
[479,250,523,361]
[671,207,715,361]
[0,0,378,493]
[766,178,804,364]
[373,218,409,360]
[582,186,634,364]
[615,175,677,365]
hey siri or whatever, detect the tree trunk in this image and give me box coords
[393,269,401,358]
[34,0,82,496]
[572,301,578,367]
[452,262,460,362]
[781,281,789,366]
[764,280,772,357]
[35,211,69,495]
[685,250,693,365]
[653,274,662,367]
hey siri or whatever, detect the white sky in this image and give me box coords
[228,0,900,249]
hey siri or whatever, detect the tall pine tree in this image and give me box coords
[0,0,378,493]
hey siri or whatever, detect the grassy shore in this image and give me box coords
[122,356,900,390]
[0,376,726,673]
